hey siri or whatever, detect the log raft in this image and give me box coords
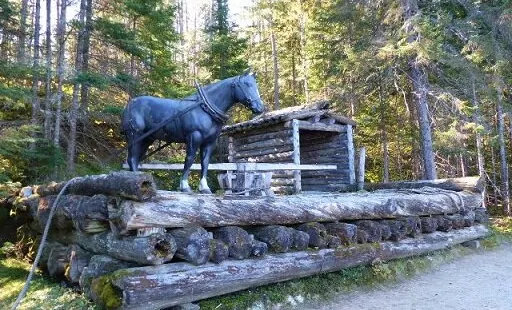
[91,225,489,310]
[109,188,482,234]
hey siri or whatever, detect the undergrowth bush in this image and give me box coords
[0,125,64,184]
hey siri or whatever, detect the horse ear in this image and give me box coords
[243,67,252,76]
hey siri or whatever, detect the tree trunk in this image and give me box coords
[299,0,309,103]
[67,0,87,172]
[18,0,29,62]
[402,0,437,180]
[43,0,53,140]
[496,79,510,214]
[471,64,485,209]
[379,81,390,182]
[92,225,488,310]
[411,63,436,179]
[53,0,67,146]
[31,0,41,132]
[269,0,280,110]
[79,0,93,114]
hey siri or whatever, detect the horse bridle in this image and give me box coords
[232,75,256,108]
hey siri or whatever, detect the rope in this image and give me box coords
[11,177,82,310]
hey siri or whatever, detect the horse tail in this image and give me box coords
[121,97,146,140]
[121,98,136,138]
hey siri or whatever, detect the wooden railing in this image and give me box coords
[122,162,337,171]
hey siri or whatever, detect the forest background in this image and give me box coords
[0,0,511,214]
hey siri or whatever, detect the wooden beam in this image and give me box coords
[365,176,484,193]
[286,120,347,132]
[122,163,337,171]
[92,225,488,309]
[325,112,357,126]
[109,188,483,232]
[357,147,366,191]
[320,117,336,125]
[292,119,301,194]
[346,125,356,185]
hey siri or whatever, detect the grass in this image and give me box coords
[1,218,511,310]
[198,247,470,310]
[0,258,98,310]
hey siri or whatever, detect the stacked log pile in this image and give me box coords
[11,173,489,309]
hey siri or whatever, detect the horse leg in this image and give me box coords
[180,132,201,193]
[127,138,152,172]
[198,143,215,194]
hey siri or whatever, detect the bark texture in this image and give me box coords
[110,188,481,233]
[33,171,157,201]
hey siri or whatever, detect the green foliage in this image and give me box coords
[93,0,180,97]
[0,0,19,35]
[0,126,63,184]
[201,0,249,80]
[199,245,474,309]
[94,18,143,58]
[0,258,98,309]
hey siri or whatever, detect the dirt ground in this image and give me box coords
[300,245,512,310]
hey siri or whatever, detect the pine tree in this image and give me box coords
[201,0,248,80]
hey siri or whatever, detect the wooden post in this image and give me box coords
[357,147,366,191]
[226,136,234,194]
[292,119,301,193]
[347,124,356,185]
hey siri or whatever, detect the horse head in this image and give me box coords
[233,68,266,115]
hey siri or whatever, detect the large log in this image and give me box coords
[209,239,229,264]
[365,176,484,193]
[234,145,294,159]
[33,171,157,201]
[109,188,481,233]
[235,137,293,152]
[169,226,211,265]
[232,129,292,146]
[80,255,137,298]
[54,231,177,265]
[212,226,252,260]
[47,244,70,278]
[325,223,357,245]
[34,194,110,233]
[296,222,328,248]
[65,244,93,285]
[249,225,293,253]
[93,225,489,309]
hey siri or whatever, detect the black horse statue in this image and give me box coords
[122,68,265,193]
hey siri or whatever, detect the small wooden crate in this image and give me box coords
[217,172,273,196]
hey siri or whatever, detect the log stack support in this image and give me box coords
[10,173,490,309]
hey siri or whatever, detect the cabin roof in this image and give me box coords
[222,100,356,134]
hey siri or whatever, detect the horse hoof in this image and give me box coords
[200,189,212,194]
